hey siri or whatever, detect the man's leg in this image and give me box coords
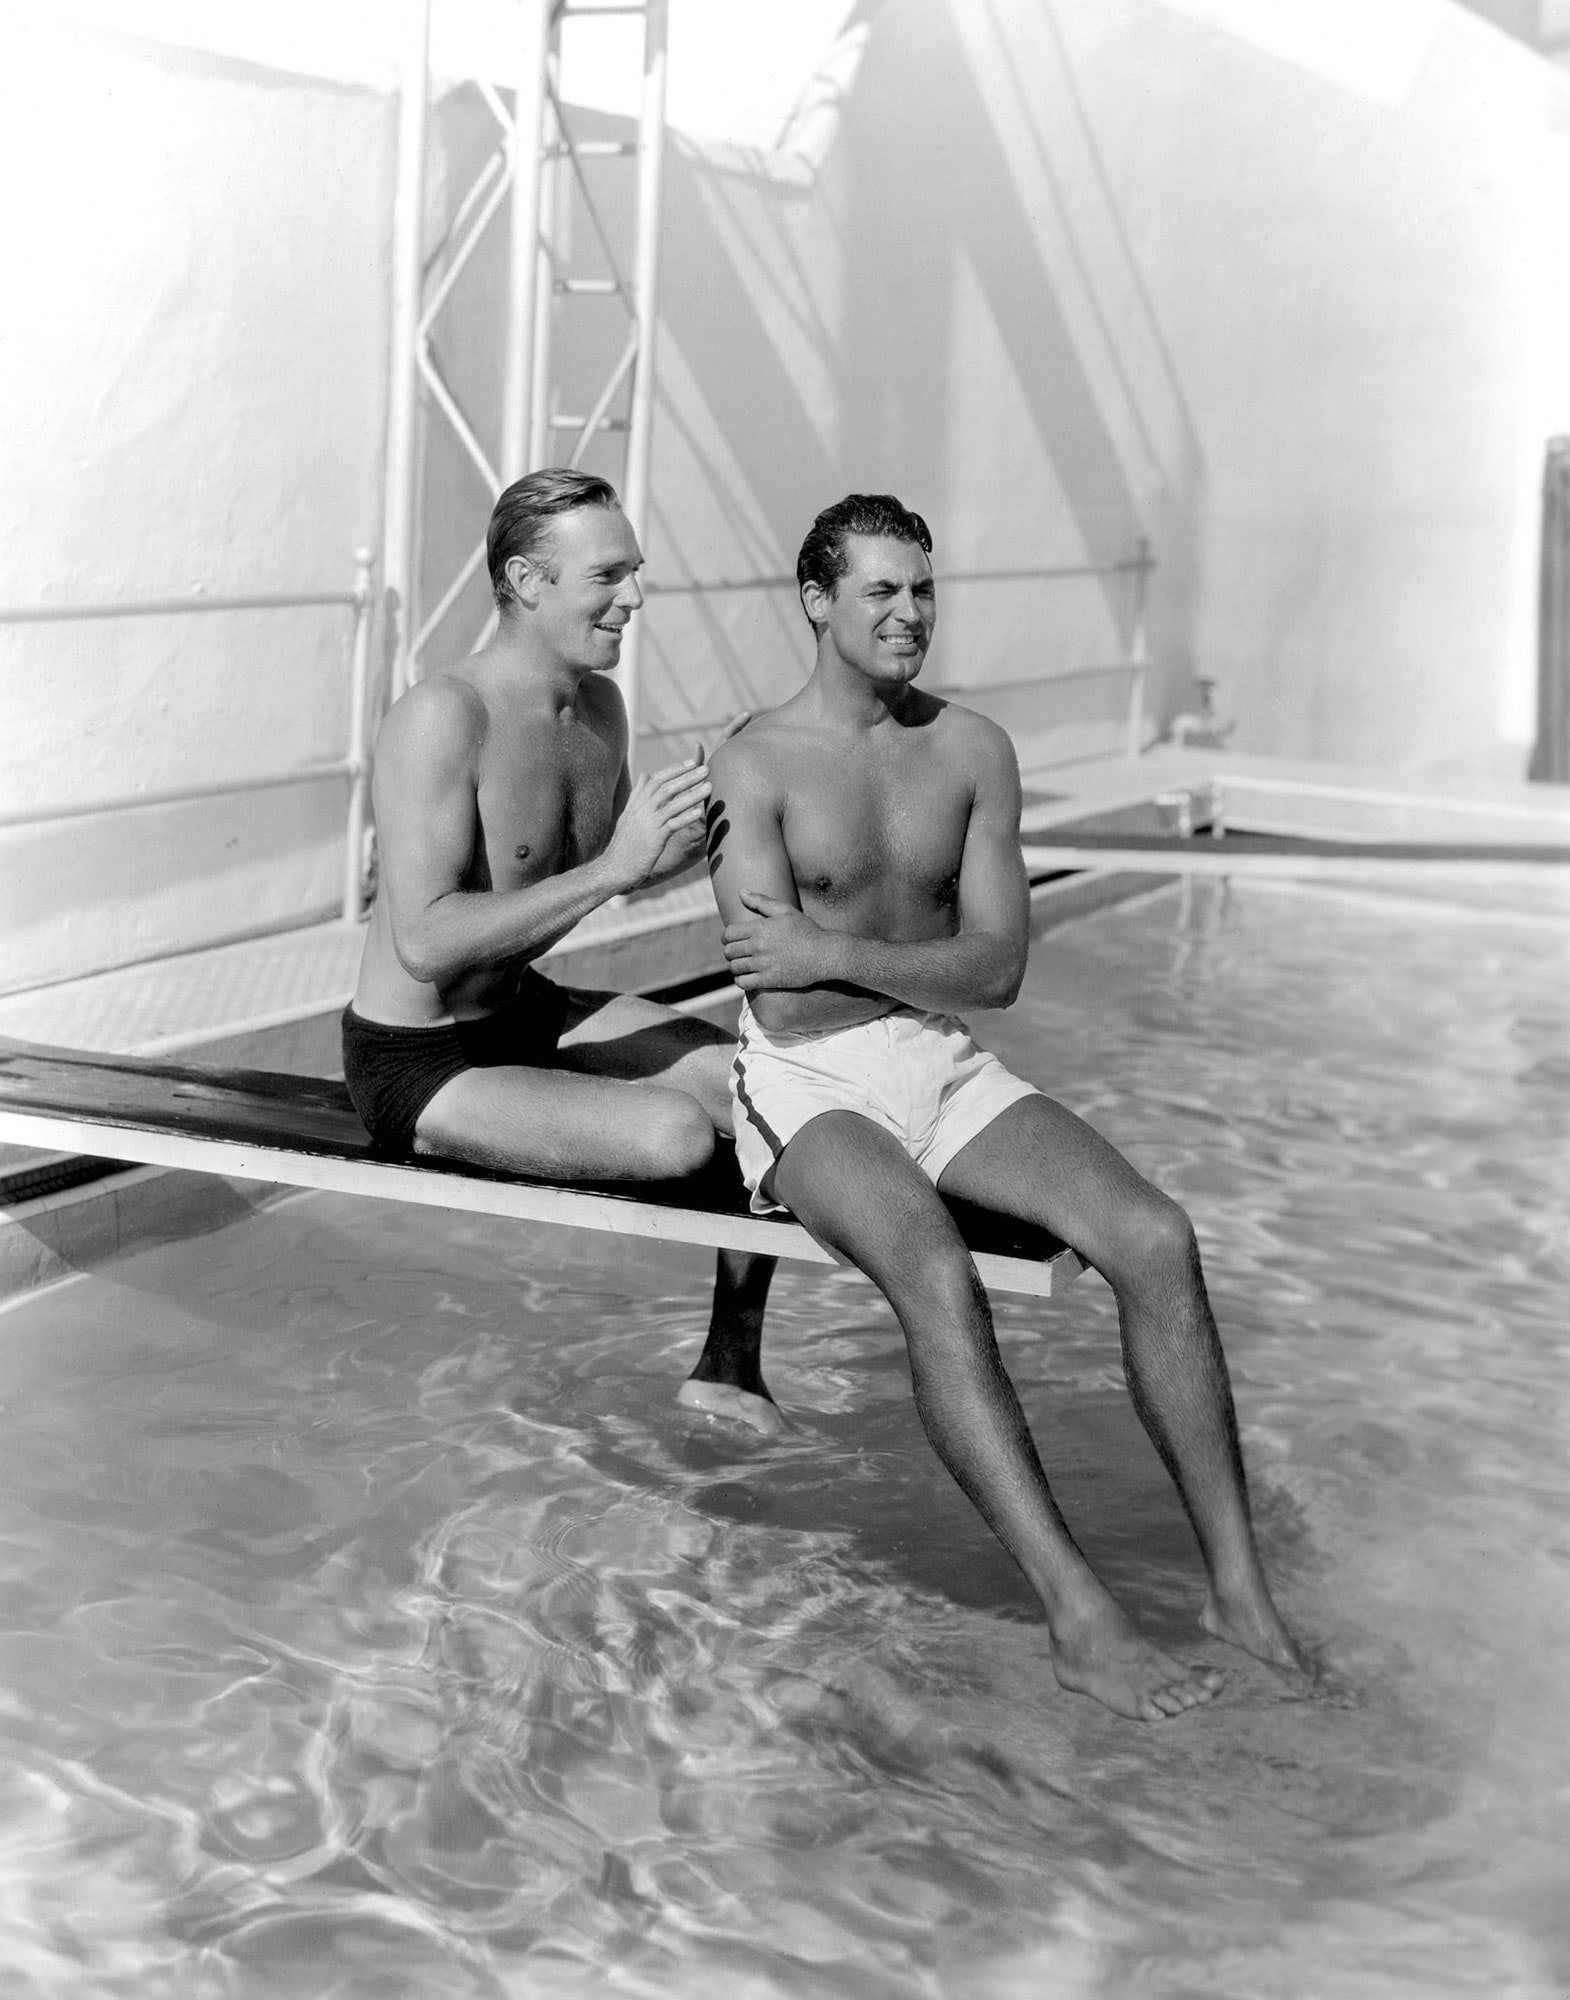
[676,1246,781,1435]
[552,989,738,1133]
[935,1094,1310,1682]
[551,992,782,1430]
[413,1059,714,1179]
[772,1109,1222,1722]
[416,992,781,1432]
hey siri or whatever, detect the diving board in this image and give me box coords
[0,1038,1084,1297]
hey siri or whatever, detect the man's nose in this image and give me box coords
[617,573,644,610]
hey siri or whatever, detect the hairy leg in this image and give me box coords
[774,1110,1221,1722]
[937,1093,1310,1682]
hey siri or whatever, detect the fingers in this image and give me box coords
[634,761,711,824]
[653,767,710,801]
[636,756,708,795]
[649,754,704,784]
[739,889,792,915]
[721,936,762,974]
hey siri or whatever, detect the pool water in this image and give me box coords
[1,880,1568,1999]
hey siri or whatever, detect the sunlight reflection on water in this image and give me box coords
[1,880,1568,1999]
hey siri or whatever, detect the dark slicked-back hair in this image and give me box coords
[795,492,933,627]
[487,468,621,609]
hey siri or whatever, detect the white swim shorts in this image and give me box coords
[729,999,1039,1214]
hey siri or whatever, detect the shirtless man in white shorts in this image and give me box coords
[704,492,1314,1723]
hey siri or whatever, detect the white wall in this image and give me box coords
[623,0,1570,772]
[4,0,1567,995]
[0,21,393,993]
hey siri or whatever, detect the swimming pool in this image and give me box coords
[1,879,1567,1999]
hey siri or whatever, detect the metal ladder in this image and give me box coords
[381,0,669,758]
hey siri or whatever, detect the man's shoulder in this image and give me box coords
[574,670,627,726]
[709,708,797,787]
[925,696,1019,771]
[377,669,489,767]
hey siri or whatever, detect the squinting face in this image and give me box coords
[810,534,936,687]
[525,505,645,673]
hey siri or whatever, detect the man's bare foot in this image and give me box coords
[1201,1586,1332,1695]
[1051,1606,1225,1722]
[676,1378,787,1437]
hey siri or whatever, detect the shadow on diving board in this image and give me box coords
[0,1037,1084,1299]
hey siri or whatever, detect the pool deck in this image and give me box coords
[2,746,1567,1302]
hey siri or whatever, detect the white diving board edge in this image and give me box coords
[0,1059,1084,1302]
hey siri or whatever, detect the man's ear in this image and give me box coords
[800,579,830,627]
[505,554,543,608]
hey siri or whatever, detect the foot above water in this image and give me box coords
[1051,1609,1225,1723]
[676,1378,787,1437]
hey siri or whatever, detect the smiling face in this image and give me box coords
[802,533,936,689]
[506,504,644,674]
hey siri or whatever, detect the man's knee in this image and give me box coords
[885,1226,987,1323]
[636,1092,717,1177]
[1107,1187,1197,1287]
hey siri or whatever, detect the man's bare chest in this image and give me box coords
[780,746,972,908]
[473,716,620,889]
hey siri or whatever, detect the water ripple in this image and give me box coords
[1,884,1568,1996]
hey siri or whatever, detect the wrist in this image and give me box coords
[587,847,640,900]
[817,927,852,985]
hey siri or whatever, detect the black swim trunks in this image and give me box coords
[341,967,573,1156]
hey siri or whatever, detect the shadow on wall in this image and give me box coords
[646,0,1206,756]
[410,0,1207,763]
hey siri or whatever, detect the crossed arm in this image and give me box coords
[706,725,1031,1035]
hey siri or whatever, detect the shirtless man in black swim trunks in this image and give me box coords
[344,468,778,1430]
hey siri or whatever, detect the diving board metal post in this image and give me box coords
[383,0,431,704]
[614,0,670,764]
[501,0,554,487]
[1127,534,1151,758]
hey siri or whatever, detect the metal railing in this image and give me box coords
[634,543,1155,759]
[0,550,378,924]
